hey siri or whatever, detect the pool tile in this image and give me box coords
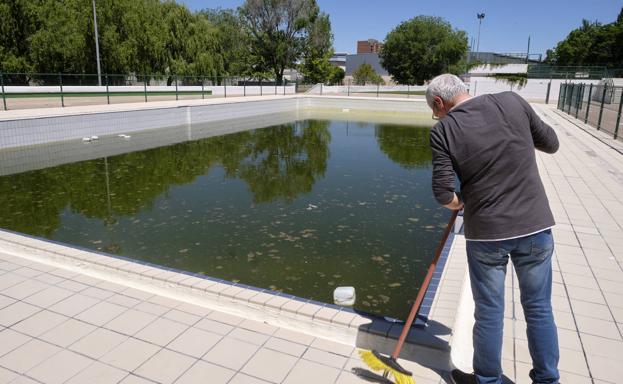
[162,309,201,326]
[27,349,93,384]
[103,309,157,336]
[206,311,244,326]
[310,338,354,357]
[48,294,99,317]
[264,337,307,357]
[168,327,222,358]
[241,348,298,383]
[100,337,160,371]
[0,301,40,327]
[202,337,259,370]
[65,361,127,384]
[39,318,97,348]
[11,310,67,337]
[75,301,127,326]
[0,339,61,373]
[175,360,235,384]
[69,327,127,359]
[134,348,196,384]
[229,327,270,346]
[134,317,188,346]
[302,347,347,369]
[0,328,31,356]
[282,358,340,384]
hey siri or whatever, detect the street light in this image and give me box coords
[476,12,485,61]
[92,0,102,86]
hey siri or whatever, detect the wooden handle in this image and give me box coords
[391,209,459,359]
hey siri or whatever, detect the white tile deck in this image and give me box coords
[0,101,621,383]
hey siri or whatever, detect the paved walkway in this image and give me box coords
[0,102,622,384]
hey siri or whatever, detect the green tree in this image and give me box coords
[379,16,467,85]
[546,8,623,67]
[352,63,383,85]
[375,124,432,168]
[0,0,35,73]
[327,66,345,85]
[300,13,334,84]
[239,0,321,83]
[203,9,253,76]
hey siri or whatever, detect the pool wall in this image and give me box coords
[0,95,431,150]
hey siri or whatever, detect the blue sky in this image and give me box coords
[180,0,622,56]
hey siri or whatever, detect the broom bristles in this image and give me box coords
[358,349,415,384]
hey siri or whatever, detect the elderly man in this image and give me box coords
[426,74,560,384]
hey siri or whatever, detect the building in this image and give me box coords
[357,39,382,54]
[345,53,393,84]
[329,52,348,71]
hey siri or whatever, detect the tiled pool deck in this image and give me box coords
[0,99,622,383]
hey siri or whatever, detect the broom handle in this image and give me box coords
[391,209,459,359]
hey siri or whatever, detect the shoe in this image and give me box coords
[450,369,477,384]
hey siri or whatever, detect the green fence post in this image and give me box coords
[585,83,593,123]
[320,83,323,95]
[614,88,623,139]
[243,78,246,97]
[260,79,263,96]
[0,72,7,111]
[407,84,410,98]
[545,81,551,104]
[201,76,205,99]
[575,84,582,119]
[567,84,577,115]
[143,74,148,102]
[377,83,380,98]
[105,74,110,104]
[557,84,564,110]
[59,73,64,107]
[174,76,179,101]
[274,80,277,95]
[283,80,286,95]
[597,84,607,131]
[347,79,350,96]
[224,77,227,98]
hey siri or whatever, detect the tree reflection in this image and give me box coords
[0,120,330,237]
[375,124,432,168]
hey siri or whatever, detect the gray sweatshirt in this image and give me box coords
[429,91,559,240]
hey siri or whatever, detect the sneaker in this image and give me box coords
[450,369,477,384]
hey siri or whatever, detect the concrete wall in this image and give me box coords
[468,77,601,103]
[3,85,297,96]
[0,96,431,150]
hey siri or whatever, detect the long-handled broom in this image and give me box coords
[359,209,459,384]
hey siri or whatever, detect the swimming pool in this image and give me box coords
[0,110,449,319]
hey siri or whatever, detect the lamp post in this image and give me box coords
[476,12,485,61]
[92,0,102,86]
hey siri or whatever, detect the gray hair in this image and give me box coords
[426,74,468,108]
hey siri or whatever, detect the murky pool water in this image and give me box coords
[0,117,450,319]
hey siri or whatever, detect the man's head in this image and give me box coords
[426,74,470,119]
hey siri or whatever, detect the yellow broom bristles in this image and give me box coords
[357,349,415,384]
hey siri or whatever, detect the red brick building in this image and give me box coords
[357,39,382,54]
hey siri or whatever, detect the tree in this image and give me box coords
[379,16,467,85]
[300,13,334,84]
[239,0,320,83]
[327,66,345,85]
[546,8,623,67]
[352,63,383,85]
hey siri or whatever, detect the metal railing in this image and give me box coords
[0,72,299,111]
[557,82,623,139]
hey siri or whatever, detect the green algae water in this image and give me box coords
[0,118,449,319]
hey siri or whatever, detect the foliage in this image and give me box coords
[491,73,528,90]
[0,0,242,78]
[379,16,468,85]
[239,0,324,83]
[545,8,623,67]
[300,13,334,84]
[353,63,384,85]
[327,66,345,85]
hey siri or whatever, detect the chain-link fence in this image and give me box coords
[0,72,298,111]
[557,82,623,139]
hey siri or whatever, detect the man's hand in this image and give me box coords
[443,193,464,211]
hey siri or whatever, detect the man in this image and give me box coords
[426,74,560,384]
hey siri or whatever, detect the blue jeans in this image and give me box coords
[466,229,560,384]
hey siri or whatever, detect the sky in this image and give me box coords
[180,0,622,57]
